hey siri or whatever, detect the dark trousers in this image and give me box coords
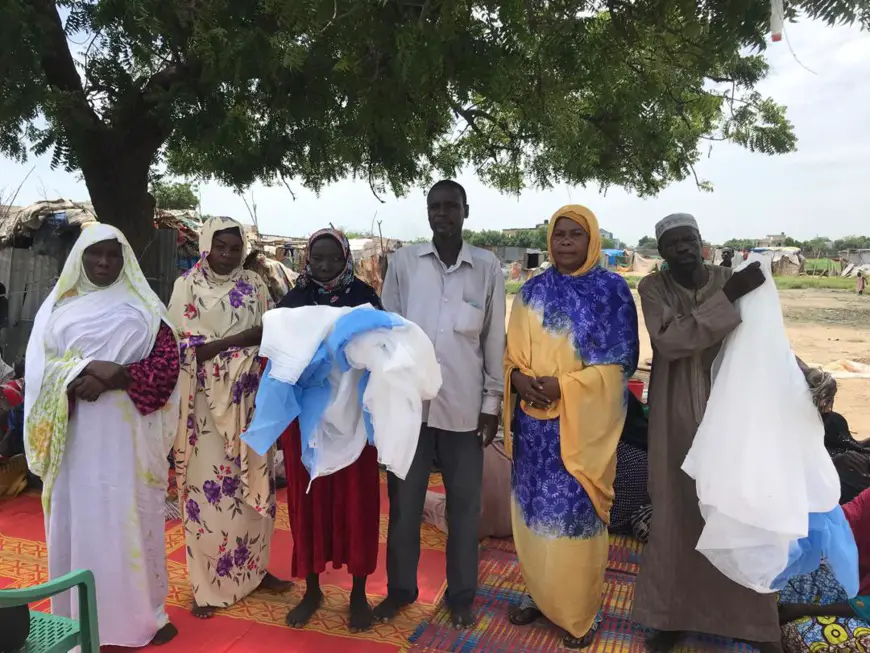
[386,425,483,608]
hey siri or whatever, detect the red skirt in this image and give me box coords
[281,421,381,578]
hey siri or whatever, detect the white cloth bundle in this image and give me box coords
[245,305,442,485]
[259,304,355,383]
[682,254,841,593]
[343,320,443,478]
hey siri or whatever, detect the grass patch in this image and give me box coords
[773,275,855,290]
[506,274,855,294]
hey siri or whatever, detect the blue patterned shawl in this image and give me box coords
[521,265,639,376]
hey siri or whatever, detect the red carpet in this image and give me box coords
[0,474,448,652]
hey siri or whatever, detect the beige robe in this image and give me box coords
[632,265,781,643]
[168,217,276,609]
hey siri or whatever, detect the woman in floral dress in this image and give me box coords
[169,216,289,618]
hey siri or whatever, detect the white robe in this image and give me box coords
[24,224,179,647]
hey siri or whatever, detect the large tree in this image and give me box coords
[1,1,867,254]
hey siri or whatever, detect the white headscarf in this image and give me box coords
[24,224,170,508]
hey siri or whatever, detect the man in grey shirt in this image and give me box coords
[375,180,506,628]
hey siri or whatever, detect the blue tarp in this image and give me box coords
[602,248,625,266]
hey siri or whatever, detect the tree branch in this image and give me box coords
[29,0,103,133]
[279,174,297,201]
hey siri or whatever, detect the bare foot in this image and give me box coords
[349,593,375,633]
[191,601,215,619]
[450,605,475,629]
[151,623,178,645]
[285,587,324,628]
[372,595,413,623]
[258,571,292,593]
[646,630,684,653]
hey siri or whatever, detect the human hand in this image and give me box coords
[68,376,108,402]
[195,341,225,365]
[511,370,551,409]
[477,413,498,449]
[84,361,130,390]
[536,376,561,403]
[723,262,765,303]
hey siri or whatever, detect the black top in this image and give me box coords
[823,411,865,456]
[278,277,383,310]
[620,392,649,451]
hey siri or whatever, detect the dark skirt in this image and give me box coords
[281,421,381,578]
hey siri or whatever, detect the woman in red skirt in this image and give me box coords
[277,229,383,632]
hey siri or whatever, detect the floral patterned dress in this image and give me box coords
[168,216,276,609]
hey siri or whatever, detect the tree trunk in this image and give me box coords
[79,143,163,293]
[81,156,155,255]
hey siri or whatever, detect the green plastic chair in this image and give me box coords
[0,569,100,653]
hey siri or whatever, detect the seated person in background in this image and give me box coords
[609,391,651,541]
[244,248,297,305]
[0,359,24,455]
[778,487,870,649]
[798,359,870,504]
[423,434,512,540]
[0,359,27,498]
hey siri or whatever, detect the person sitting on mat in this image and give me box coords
[779,486,870,631]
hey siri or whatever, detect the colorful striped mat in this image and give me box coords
[408,535,756,652]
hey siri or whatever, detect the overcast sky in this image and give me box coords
[1,19,868,246]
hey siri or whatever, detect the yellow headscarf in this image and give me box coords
[547,205,602,277]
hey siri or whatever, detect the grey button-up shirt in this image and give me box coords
[382,241,506,433]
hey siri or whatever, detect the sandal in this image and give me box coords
[509,606,543,626]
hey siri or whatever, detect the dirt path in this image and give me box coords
[505,288,870,437]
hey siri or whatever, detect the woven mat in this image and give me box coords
[408,535,755,652]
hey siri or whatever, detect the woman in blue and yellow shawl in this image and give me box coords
[504,205,639,648]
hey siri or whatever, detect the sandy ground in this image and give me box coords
[506,288,870,437]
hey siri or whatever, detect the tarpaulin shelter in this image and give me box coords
[616,251,662,276]
[751,247,804,276]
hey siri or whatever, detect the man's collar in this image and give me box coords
[418,240,475,268]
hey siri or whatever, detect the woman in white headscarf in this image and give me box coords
[168,216,288,619]
[24,224,181,647]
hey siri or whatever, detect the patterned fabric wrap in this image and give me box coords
[295,229,355,298]
[126,323,181,416]
[610,441,650,533]
[630,503,653,543]
[780,565,870,653]
[520,265,638,376]
[168,216,273,514]
[782,615,870,653]
[24,224,169,513]
[512,409,604,539]
[186,216,253,309]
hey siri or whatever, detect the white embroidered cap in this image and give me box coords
[655,213,699,241]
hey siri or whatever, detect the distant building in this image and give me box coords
[502,221,548,236]
[757,233,788,248]
[600,229,614,241]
